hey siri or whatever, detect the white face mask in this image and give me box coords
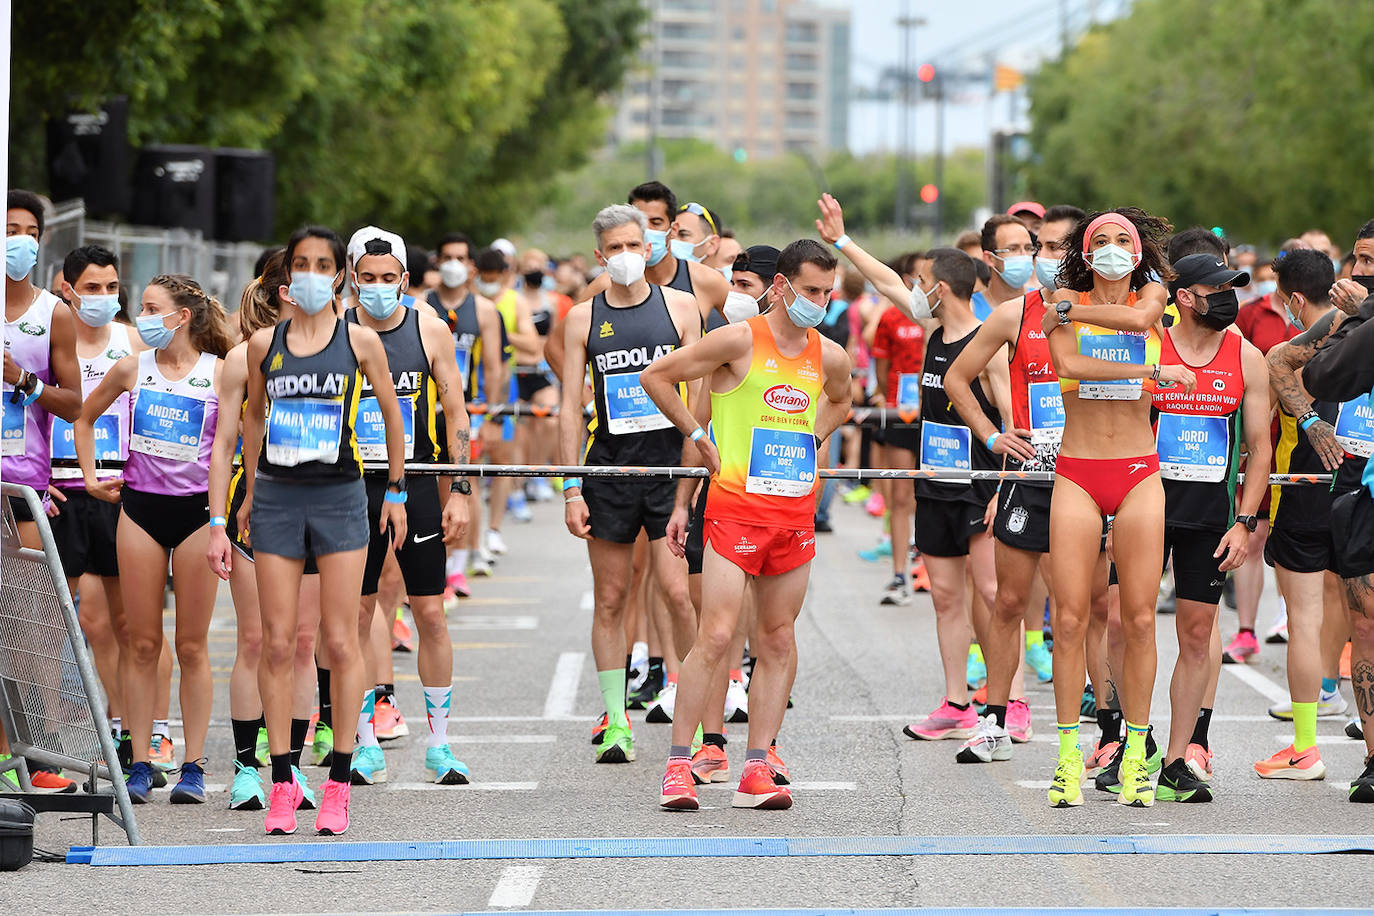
[439,259,468,288]
[723,290,759,323]
[604,251,647,287]
[474,278,502,299]
[1087,244,1139,281]
[907,280,940,319]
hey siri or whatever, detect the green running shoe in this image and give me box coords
[426,745,472,785]
[1117,755,1155,807]
[842,484,871,504]
[596,718,635,763]
[1025,641,1053,683]
[1145,726,1162,775]
[1155,758,1211,803]
[1048,749,1085,807]
[312,723,335,768]
[0,754,20,791]
[255,726,270,768]
[229,761,266,811]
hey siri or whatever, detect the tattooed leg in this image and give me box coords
[1342,573,1374,753]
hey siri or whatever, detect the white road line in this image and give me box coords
[448,733,557,744]
[488,864,545,908]
[790,781,856,791]
[450,715,571,723]
[448,615,539,630]
[1015,780,1052,789]
[1223,664,1290,705]
[543,651,585,719]
[153,783,227,793]
[386,781,539,792]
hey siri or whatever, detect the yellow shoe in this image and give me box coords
[1118,755,1155,807]
[1048,749,1085,808]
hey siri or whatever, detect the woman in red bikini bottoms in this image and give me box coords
[1039,208,1196,808]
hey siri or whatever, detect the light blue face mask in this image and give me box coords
[784,277,827,328]
[5,235,39,281]
[1252,280,1277,299]
[289,272,337,315]
[135,312,180,350]
[74,292,121,327]
[540,274,557,292]
[1034,257,1061,290]
[1280,292,1304,331]
[995,254,1034,288]
[357,283,401,320]
[645,229,669,266]
[719,264,733,283]
[669,238,702,264]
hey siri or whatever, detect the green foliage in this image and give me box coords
[1026,0,1374,247]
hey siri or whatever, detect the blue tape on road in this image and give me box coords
[456,911,1369,916]
[75,833,1374,867]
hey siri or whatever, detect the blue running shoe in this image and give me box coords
[966,648,987,690]
[350,745,387,785]
[857,539,893,563]
[293,765,317,810]
[169,759,207,804]
[1026,640,1053,683]
[426,746,471,785]
[126,761,156,804]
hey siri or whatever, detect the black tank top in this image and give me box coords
[258,319,363,481]
[667,258,694,294]
[915,326,1002,505]
[584,284,684,466]
[347,307,438,469]
[428,290,481,400]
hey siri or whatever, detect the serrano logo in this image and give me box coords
[763,384,810,414]
[1212,378,1225,392]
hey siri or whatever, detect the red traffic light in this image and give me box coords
[917,63,935,83]
[920,183,939,204]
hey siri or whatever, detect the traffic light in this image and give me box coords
[920,183,939,204]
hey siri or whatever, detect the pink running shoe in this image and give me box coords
[1006,698,1034,743]
[1222,630,1259,664]
[864,492,886,517]
[1085,739,1119,775]
[447,571,470,598]
[264,780,303,836]
[1185,742,1213,782]
[903,699,977,740]
[314,778,351,835]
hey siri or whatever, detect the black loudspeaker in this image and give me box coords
[214,148,275,242]
[130,145,216,235]
[45,96,132,218]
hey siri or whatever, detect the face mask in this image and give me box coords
[723,290,759,324]
[783,277,827,328]
[439,259,468,288]
[645,229,669,266]
[1354,276,1374,294]
[719,265,733,283]
[522,269,544,289]
[1252,280,1277,299]
[1087,243,1139,281]
[289,272,337,315]
[474,279,503,299]
[136,312,180,349]
[1280,293,1304,330]
[74,292,121,327]
[669,238,704,263]
[1193,288,1238,331]
[994,254,1034,289]
[604,251,646,287]
[907,281,942,320]
[357,283,401,320]
[1035,257,1062,289]
[5,235,39,281]
[541,274,557,292]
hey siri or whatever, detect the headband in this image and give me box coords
[1083,213,1141,255]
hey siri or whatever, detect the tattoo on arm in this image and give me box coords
[454,427,470,465]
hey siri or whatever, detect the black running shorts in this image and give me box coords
[362,475,446,597]
[914,498,987,558]
[992,482,1051,554]
[583,476,674,544]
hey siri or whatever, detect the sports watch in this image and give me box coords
[1234,514,1259,532]
[450,479,472,495]
[1055,299,1073,326]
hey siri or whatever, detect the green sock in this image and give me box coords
[1057,722,1079,757]
[1124,721,1148,761]
[1026,630,1045,649]
[1292,701,1318,752]
[598,669,628,726]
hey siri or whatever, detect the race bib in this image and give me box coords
[896,374,921,412]
[604,371,672,435]
[1076,332,1145,400]
[456,345,471,382]
[265,397,344,467]
[51,414,122,479]
[745,427,816,498]
[1155,412,1229,482]
[2,399,24,457]
[130,389,205,462]
[920,421,971,471]
[1335,397,1374,458]
[1027,381,1065,444]
[355,396,414,461]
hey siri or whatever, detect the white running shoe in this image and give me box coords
[725,679,749,723]
[955,714,1013,763]
[484,529,508,556]
[646,682,677,723]
[1267,688,1348,720]
[880,576,913,606]
[469,556,494,578]
[527,479,556,503]
[1264,606,1289,644]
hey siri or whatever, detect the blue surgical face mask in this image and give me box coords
[5,235,39,281]
[784,277,827,328]
[136,312,181,350]
[74,292,121,327]
[540,274,557,292]
[719,264,733,283]
[1253,280,1277,299]
[1035,257,1062,290]
[1280,292,1304,331]
[1087,244,1138,281]
[994,254,1034,288]
[357,283,401,320]
[669,238,703,263]
[645,229,669,266]
[289,272,337,315]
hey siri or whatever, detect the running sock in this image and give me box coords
[1321,676,1339,695]
[446,550,465,576]
[328,752,352,785]
[357,690,379,747]
[1057,722,1079,757]
[1292,701,1318,752]
[948,700,970,711]
[745,748,768,763]
[152,719,171,740]
[1239,627,1255,637]
[423,685,452,747]
[110,717,121,735]
[669,744,691,761]
[598,669,628,726]
[270,752,292,785]
[970,643,984,663]
[985,704,1008,729]
[1096,707,1123,744]
[703,732,726,749]
[289,718,310,767]
[728,668,743,683]
[1124,721,1149,761]
[232,718,262,768]
[1190,707,1213,750]
[1026,630,1045,649]
[317,668,332,728]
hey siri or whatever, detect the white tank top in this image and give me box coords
[51,322,135,483]
[124,349,219,496]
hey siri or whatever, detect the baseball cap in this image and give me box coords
[1171,252,1251,292]
[491,238,517,258]
[348,226,408,273]
[1007,201,1045,219]
[732,245,780,282]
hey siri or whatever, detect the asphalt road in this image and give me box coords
[10,487,1371,914]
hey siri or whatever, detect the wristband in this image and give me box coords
[689,427,705,442]
[209,516,227,528]
[833,234,851,250]
[565,494,585,504]
[563,477,582,490]
[383,489,408,504]
[1151,364,1162,384]
[985,432,1000,451]
[1299,413,1320,432]
[22,378,44,406]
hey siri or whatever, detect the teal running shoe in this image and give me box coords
[425,746,471,785]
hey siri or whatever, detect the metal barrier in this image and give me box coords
[0,484,139,846]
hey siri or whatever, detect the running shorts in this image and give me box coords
[1331,489,1374,580]
[226,466,318,573]
[250,477,369,561]
[49,488,120,578]
[1264,523,1335,575]
[121,487,210,551]
[705,518,815,577]
[685,480,708,576]
[1108,525,1228,604]
[362,475,445,597]
[583,476,675,544]
[992,482,1051,554]
[914,497,987,558]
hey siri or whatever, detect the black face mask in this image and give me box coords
[523,270,544,289]
[1195,288,1238,330]
[1354,275,1374,295]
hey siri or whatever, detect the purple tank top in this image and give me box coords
[2,290,59,490]
[123,349,219,496]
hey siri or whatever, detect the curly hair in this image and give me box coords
[148,274,235,358]
[237,250,287,339]
[1053,207,1175,293]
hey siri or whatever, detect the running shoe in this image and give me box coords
[879,576,912,606]
[1255,743,1326,780]
[766,745,790,785]
[256,726,270,768]
[864,492,886,517]
[690,744,730,784]
[725,679,750,723]
[956,714,1012,763]
[1079,685,1096,721]
[909,560,931,592]
[966,649,987,691]
[350,744,388,785]
[1095,741,1125,793]
[903,699,977,741]
[469,555,494,577]
[125,761,156,804]
[1184,743,1213,782]
[447,570,471,598]
[857,539,892,563]
[1048,749,1085,807]
[229,761,266,811]
[646,682,677,724]
[842,484,872,504]
[1025,641,1053,683]
[1118,756,1155,807]
[293,766,316,810]
[814,518,834,533]
[528,478,556,503]
[392,611,414,652]
[970,685,988,706]
[1351,753,1374,803]
[312,723,335,768]
[426,746,471,785]
[1267,688,1348,720]
[628,659,650,697]
[596,718,635,763]
[485,528,509,556]
[1264,609,1288,644]
[506,491,533,523]
[1146,726,1162,774]
[29,768,77,794]
[1006,699,1033,743]
[591,712,609,745]
[1221,630,1259,664]
[660,759,699,810]
[1156,758,1211,803]
[149,734,176,771]
[169,759,207,804]
[1085,739,1119,776]
[315,779,351,835]
[628,666,664,710]
[732,759,792,809]
[374,698,409,740]
[1347,717,1364,740]
[1340,641,1352,679]
[264,780,302,835]
[0,756,19,791]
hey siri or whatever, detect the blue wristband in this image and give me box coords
[690,427,705,442]
[563,477,582,490]
[834,234,851,250]
[209,516,227,528]
[985,432,1000,451]
[1299,414,1320,431]
[22,378,44,406]
[383,489,408,504]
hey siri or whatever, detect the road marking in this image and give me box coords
[450,715,576,723]
[448,615,539,630]
[488,864,545,907]
[579,590,594,612]
[543,651,585,719]
[1016,780,1051,789]
[204,827,245,833]
[460,597,540,606]
[1223,664,1290,705]
[386,781,538,792]
[790,781,856,791]
[448,733,557,744]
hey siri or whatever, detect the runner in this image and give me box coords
[474,245,530,543]
[644,238,852,810]
[231,225,409,835]
[669,202,724,330]
[343,227,473,787]
[514,248,560,496]
[75,274,233,804]
[558,204,701,764]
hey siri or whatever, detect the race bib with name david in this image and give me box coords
[745,427,816,498]
[355,396,414,461]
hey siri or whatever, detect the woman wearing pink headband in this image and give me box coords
[1037,207,1195,809]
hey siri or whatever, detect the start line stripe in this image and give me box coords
[72,833,1374,866]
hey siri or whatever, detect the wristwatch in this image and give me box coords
[386,477,407,494]
[1234,514,1259,532]
[1055,299,1073,326]
[450,478,472,495]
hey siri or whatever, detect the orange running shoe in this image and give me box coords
[766,745,791,786]
[591,712,609,745]
[374,698,409,741]
[660,760,699,810]
[392,611,414,653]
[1185,743,1213,782]
[909,560,931,593]
[1085,739,1120,775]
[1254,743,1326,780]
[149,734,176,771]
[733,759,792,809]
[30,768,77,794]
[690,744,730,784]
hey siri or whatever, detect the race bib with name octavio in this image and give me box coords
[604,371,672,435]
[1076,332,1145,400]
[920,421,971,471]
[51,414,122,479]
[1335,397,1374,458]
[1155,412,1229,482]
[1027,381,1065,444]
[745,427,816,498]
[896,373,921,412]
[355,396,414,461]
[265,397,344,467]
[130,389,205,462]
[1,400,24,457]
